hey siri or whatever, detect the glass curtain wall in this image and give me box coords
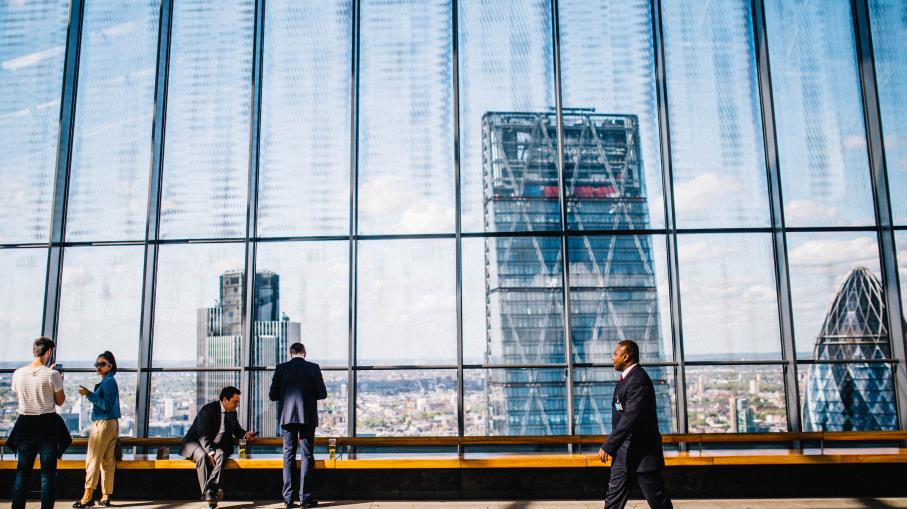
[1,0,905,440]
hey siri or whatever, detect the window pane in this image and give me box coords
[357,0,454,235]
[0,1,70,243]
[149,371,239,437]
[254,241,349,367]
[570,235,672,364]
[152,243,245,367]
[357,239,455,365]
[677,234,781,360]
[56,246,144,369]
[661,0,769,228]
[574,367,675,435]
[356,369,456,436]
[799,362,897,431]
[897,231,907,321]
[0,248,47,367]
[559,0,664,229]
[1,374,17,435]
[686,365,788,433]
[459,0,557,233]
[463,236,565,365]
[465,368,566,436]
[160,0,254,239]
[869,0,907,225]
[250,369,348,438]
[765,0,874,227]
[787,232,887,360]
[61,372,137,437]
[257,0,351,237]
[66,0,159,241]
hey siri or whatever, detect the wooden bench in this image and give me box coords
[2,432,905,469]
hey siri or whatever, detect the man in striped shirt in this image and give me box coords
[10,336,66,509]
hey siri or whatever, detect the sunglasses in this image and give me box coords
[94,362,110,368]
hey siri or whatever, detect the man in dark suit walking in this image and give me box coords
[270,342,328,508]
[599,340,672,509]
[181,386,256,508]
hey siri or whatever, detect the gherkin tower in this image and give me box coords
[802,268,898,431]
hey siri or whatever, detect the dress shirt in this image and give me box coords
[213,402,226,448]
[621,363,638,381]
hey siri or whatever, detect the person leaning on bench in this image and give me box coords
[181,386,257,508]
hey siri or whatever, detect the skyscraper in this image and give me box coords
[482,111,671,435]
[802,267,898,431]
[196,269,300,436]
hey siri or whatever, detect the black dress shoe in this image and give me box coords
[301,500,318,508]
[73,501,95,508]
[97,498,111,507]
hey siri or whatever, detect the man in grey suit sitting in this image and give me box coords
[270,342,327,508]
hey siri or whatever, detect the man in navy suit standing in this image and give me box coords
[598,340,673,509]
[270,342,327,508]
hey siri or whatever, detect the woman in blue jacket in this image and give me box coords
[73,351,121,508]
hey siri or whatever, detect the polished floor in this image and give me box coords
[5,500,907,508]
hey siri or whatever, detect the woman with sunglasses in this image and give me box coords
[73,351,121,508]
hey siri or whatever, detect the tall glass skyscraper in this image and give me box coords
[802,268,898,431]
[482,111,671,435]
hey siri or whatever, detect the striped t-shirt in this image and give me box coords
[11,365,63,415]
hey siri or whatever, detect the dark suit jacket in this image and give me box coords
[181,401,247,458]
[269,357,327,428]
[601,365,665,472]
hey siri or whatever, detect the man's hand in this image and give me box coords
[598,448,609,463]
[243,431,257,442]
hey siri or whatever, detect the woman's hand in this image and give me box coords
[78,385,90,397]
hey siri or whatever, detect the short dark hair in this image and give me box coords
[219,386,241,401]
[98,351,117,375]
[617,340,640,364]
[289,342,306,355]
[33,337,55,357]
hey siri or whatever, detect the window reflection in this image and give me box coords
[56,246,144,368]
[465,368,566,436]
[258,0,352,237]
[149,371,239,437]
[160,0,254,239]
[67,0,159,241]
[869,0,907,225]
[0,249,47,367]
[765,0,874,227]
[0,0,69,243]
[799,362,897,432]
[250,370,347,438]
[357,0,454,235]
[661,0,769,228]
[62,372,137,437]
[558,0,665,228]
[458,0,556,233]
[677,234,781,360]
[574,367,675,435]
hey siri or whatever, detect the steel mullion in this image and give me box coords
[239,0,267,431]
[136,0,174,439]
[751,0,801,432]
[42,0,84,347]
[651,0,687,437]
[851,0,907,432]
[451,0,465,447]
[549,0,574,442]
[347,0,362,444]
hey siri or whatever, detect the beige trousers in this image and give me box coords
[84,419,118,495]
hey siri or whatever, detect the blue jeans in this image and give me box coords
[281,424,316,504]
[11,440,57,509]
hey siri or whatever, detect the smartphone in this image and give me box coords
[54,363,63,373]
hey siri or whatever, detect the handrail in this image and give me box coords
[1,431,905,449]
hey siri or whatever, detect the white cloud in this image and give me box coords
[359,175,454,232]
[844,135,866,151]
[785,200,839,225]
[673,172,744,214]
[788,236,878,269]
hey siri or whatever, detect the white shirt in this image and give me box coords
[11,365,63,415]
[213,402,227,447]
[621,363,638,380]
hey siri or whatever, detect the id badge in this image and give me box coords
[615,401,623,412]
